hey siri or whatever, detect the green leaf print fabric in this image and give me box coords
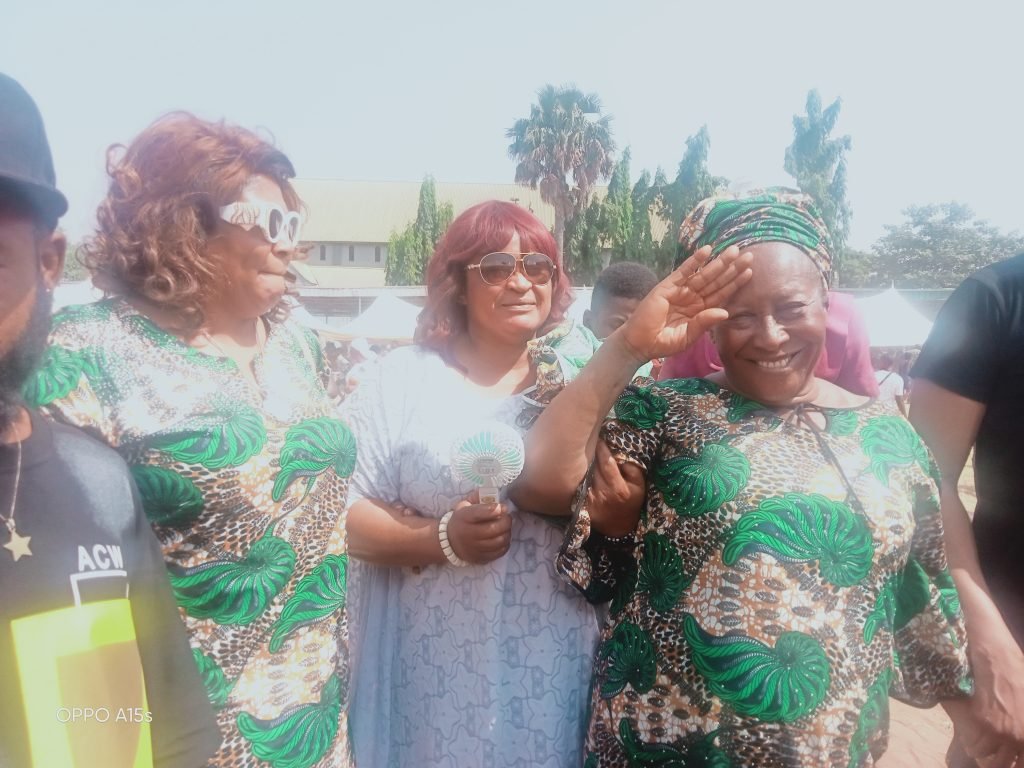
[683,615,831,723]
[169,529,296,625]
[599,621,658,699]
[722,493,874,587]
[269,554,348,652]
[153,401,267,470]
[34,300,355,766]
[653,442,750,517]
[555,383,970,766]
[130,464,205,527]
[237,674,344,768]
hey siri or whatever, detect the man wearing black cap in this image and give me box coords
[0,73,219,767]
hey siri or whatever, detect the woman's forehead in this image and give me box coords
[730,243,823,301]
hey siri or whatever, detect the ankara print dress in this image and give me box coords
[28,298,355,768]
[557,378,971,768]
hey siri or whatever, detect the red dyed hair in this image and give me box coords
[415,200,573,351]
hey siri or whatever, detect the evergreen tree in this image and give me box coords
[602,147,634,261]
[385,176,453,286]
[657,125,726,236]
[784,90,853,265]
[628,170,657,271]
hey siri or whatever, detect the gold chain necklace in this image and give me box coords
[2,440,31,561]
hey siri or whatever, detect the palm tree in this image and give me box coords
[506,85,615,260]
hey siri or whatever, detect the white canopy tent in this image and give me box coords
[855,287,934,348]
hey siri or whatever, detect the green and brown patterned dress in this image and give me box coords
[558,378,971,768]
[28,298,354,768]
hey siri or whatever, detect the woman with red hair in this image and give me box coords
[341,200,600,767]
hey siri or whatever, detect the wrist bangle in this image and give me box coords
[438,509,469,567]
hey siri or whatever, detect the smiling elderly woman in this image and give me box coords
[514,188,972,766]
[28,114,356,767]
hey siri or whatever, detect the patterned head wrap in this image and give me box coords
[676,187,833,287]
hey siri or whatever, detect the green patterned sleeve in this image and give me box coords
[25,309,118,445]
[556,384,665,604]
[555,465,640,605]
[888,470,973,707]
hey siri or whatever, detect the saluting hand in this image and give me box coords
[615,245,753,363]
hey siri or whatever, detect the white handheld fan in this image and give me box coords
[450,423,526,504]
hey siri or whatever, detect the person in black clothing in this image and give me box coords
[0,72,218,767]
[911,252,1024,768]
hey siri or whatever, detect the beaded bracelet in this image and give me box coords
[438,509,469,567]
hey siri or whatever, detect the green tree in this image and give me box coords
[872,203,1024,288]
[562,198,605,285]
[834,247,881,288]
[627,171,658,272]
[648,126,730,278]
[507,84,616,259]
[602,147,634,262]
[385,176,454,286]
[784,90,853,265]
[657,125,727,239]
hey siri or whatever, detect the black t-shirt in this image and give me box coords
[912,252,1024,600]
[0,411,220,768]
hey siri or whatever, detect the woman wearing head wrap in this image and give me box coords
[514,189,971,766]
[660,193,878,397]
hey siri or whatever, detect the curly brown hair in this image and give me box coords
[415,201,573,353]
[82,112,301,332]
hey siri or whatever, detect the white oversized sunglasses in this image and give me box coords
[218,202,303,247]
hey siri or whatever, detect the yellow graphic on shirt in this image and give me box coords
[11,598,153,768]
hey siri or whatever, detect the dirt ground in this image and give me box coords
[876,461,977,767]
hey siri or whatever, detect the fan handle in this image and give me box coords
[479,485,500,505]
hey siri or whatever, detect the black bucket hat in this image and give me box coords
[0,73,68,221]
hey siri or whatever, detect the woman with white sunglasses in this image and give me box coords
[30,113,356,767]
[341,200,606,767]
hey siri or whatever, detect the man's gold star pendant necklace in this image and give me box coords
[2,441,31,561]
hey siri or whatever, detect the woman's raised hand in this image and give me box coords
[614,245,753,363]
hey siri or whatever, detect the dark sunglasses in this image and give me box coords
[466,252,557,286]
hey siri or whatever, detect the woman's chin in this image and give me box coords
[726,368,817,406]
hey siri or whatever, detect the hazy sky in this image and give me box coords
[5,0,1022,248]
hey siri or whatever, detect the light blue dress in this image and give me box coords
[341,327,602,768]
